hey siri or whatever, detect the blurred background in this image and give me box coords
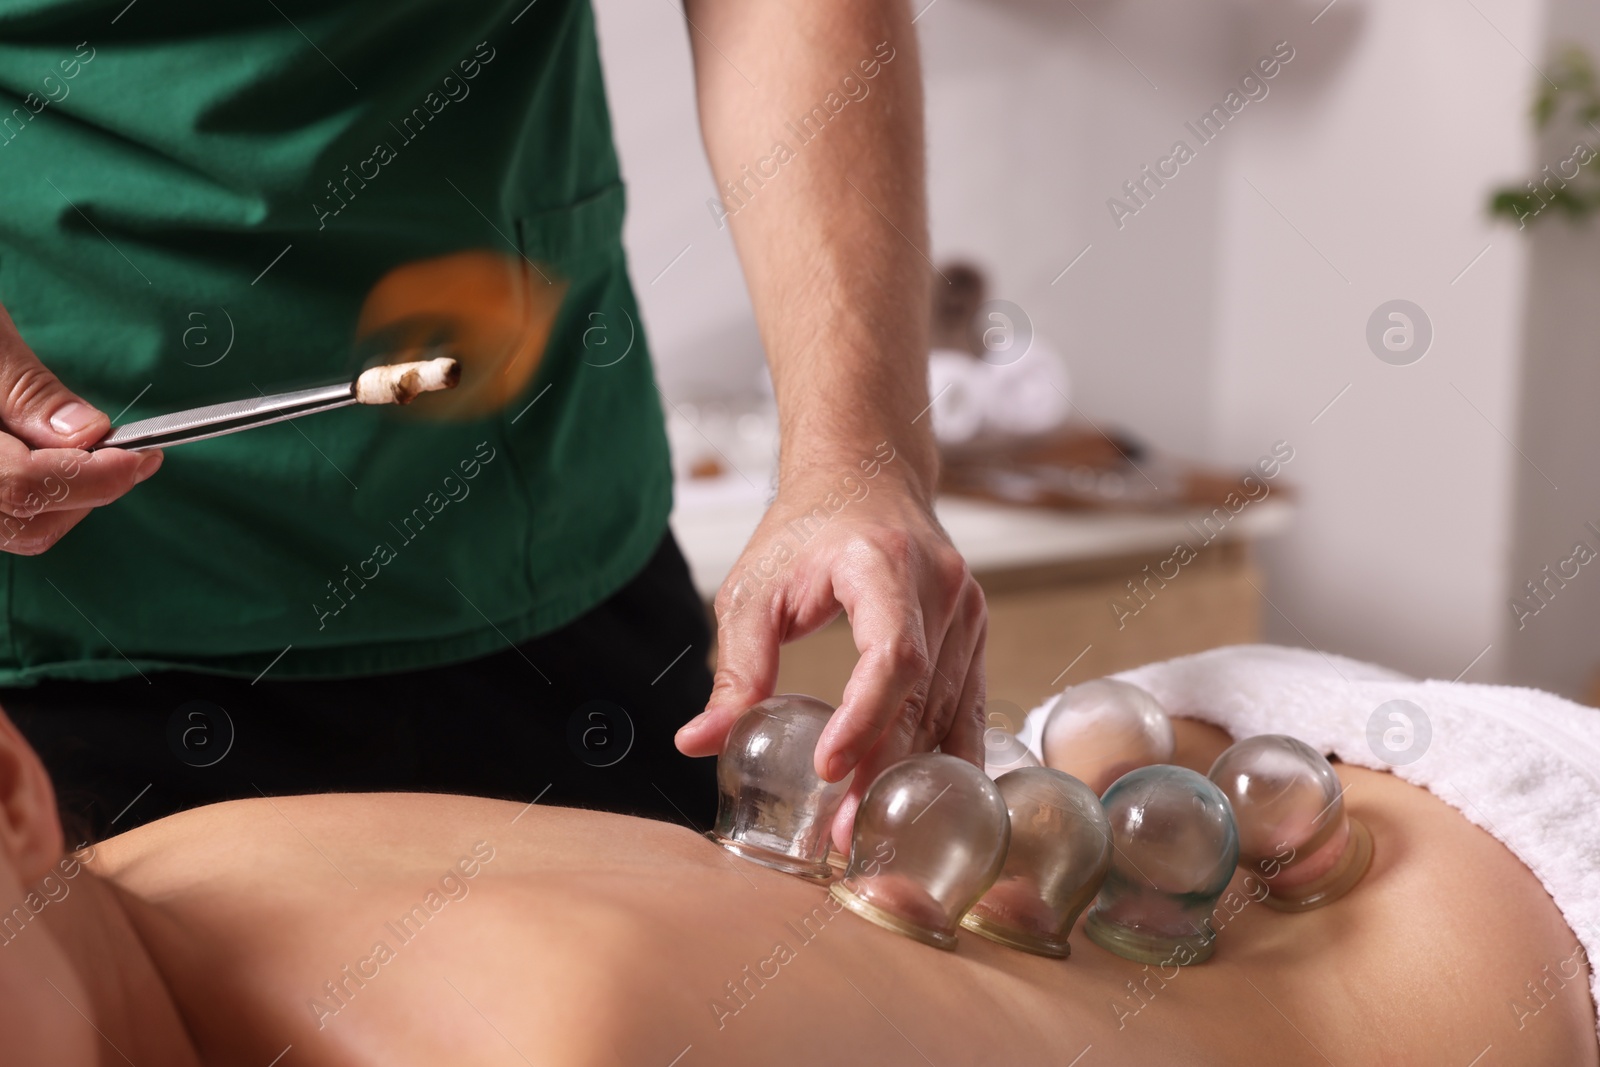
[591,0,1600,712]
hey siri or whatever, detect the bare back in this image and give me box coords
[92,721,1597,1067]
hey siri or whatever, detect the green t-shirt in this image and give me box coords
[0,0,671,683]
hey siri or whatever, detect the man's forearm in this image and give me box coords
[678,2,986,816]
[686,0,936,498]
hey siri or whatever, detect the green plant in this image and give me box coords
[1488,47,1600,228]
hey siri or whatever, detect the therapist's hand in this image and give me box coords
[676,461,987,851]
[679,0,973,847]
[0,301,160,555]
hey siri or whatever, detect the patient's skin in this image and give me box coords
[2,715,1597,1067]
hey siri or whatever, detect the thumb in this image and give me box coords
[675,582,780,757]
[0,306,108,449]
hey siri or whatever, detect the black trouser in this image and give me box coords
[6,532,718,844]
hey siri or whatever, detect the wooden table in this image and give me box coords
[670,490,1294,720]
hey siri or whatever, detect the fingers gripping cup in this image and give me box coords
[1085,766,1239,966]
[961,768,1111,958]
[709,695,852,881]
[1207,734,1373,912]
[1042,679,1175,794]
[830,754,1011,950]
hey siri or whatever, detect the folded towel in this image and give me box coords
[981,339,1071,437]
[1022,644,1600,1037]
[927,349,990,445]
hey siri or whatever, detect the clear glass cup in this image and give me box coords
[708,694,851,881]
[962,767,1111,958]
[1084,765,1239,965]
[1208,734,1373,912]
[1041,678,1175,794]
[983,728,1041,779]
[830,754,1011,950]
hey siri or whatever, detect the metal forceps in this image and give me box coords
[91,356,461,453]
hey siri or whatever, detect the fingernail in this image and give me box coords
[678,710,711,736]
[826,750,859,782]
[49,401,98,437]
[134,451,163,483]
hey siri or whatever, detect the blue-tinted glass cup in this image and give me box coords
[1085,765,1239,965]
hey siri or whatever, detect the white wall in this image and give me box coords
[590,0,763,401]
[1212,0,1540,682]
[1501,0,1600,699]
[594,0,1574,691]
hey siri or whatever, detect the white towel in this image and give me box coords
[927,349,990,446]
[1022,644,1600,1037]
[981,338,1071,437]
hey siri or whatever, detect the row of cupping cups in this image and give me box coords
[709,680,1373,966]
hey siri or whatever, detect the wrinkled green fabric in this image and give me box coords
[0,0,670,683]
